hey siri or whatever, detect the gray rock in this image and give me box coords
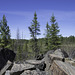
[26,60,46,71]
[25,60,42,65]
[54,49,68,58]
[35,61,46,71]
[5,70,10,75]
[10,63,35,75]
[0,61,12,75]
[50,60,75,75]
[42,50,54,71]
[69,50,75,59]
[21,70,49,75]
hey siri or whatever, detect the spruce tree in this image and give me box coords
[45,22,50,50]
[0,15,10,48]
[28,12,40,57]
[49,14,61,50]
[23,42,28,59]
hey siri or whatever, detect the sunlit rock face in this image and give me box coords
[69,50,75,59]
[54,49,68,58]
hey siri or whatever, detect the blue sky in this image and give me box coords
[0,0,75,39]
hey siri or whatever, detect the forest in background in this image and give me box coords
[0,12,75,62]
[10,36,75,61]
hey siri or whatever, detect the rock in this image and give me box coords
[36,54,44,60]
[69,50,75,59]
[0,61,12,75]
[5,70,10,75]
[25,60,42,65]
[42,50,54,71]
[42,49,68,72]
[50,60,75,75]
[10,60,46,75]
[65,58,75,66]
[0,48,16,70]
[54,49,68,58]
[49,54,65,64]
[2,48,75,75]
[26,60,46,71]
[10,63,35,75]
[35,61,46,71]
[21,70,49,75]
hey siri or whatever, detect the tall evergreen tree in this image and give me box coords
[28,12,40,57]
[45,22,50,50]
[49,14,61,50]
[23,41,28,59]
[0,15,10,48]
[16,45,22,61]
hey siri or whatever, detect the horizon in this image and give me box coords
[0,0,75,39]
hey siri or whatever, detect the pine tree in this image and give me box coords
[28,12,40,57]
[0,15,10,48]
[23,41,28,59]
[16,45,22,61]
[45,22,50,50]
[49,14,61,50]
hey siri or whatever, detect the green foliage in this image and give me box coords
[0,13,75,61]
[0,15,11,48]
[10,36,75,61]
[16,45,22,61]
[38,38,47,54]
[23,41,28,59]
[49,14,61,50]
[28,12,40,40]
[44,22,50,50]
[28,12,40,57]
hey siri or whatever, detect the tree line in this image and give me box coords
[0,12,75,61]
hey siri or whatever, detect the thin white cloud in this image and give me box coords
[0,10,34,16]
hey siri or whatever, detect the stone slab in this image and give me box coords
[50,60,75,75]
[49,54,64,63]
[0,61,12,75]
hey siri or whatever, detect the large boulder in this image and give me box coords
[0,48,16,70]
[21,70,49,75]
[69,50,75,59]
[42,50,54,71]
[0,61,12,75]
[53,49,68,58]
[50,60,75,75]
[26,60,46,71]
[10,63,35,75]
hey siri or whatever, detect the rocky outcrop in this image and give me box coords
[0,61,12,75]
[9,61,46,75]
[0,48,16,75]
[25,60,46,71]
[49,49,75,75]
[10,63,35,75]
[1,49,75,75]
[50,60,75,75]
[53,49,68,58]
[21,70,49,75]
[69,50,75,59]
